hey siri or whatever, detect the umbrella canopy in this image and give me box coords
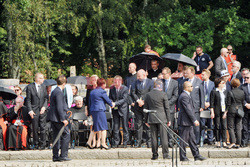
[43,79,57,87]
[67,76,87,85]
[0,87,17,100]
[161,53,197,67]
[129,52,165,71]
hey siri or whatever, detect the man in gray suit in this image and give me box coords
[178,81,206,161]
[144,79,171,160]
[215,48,229,78]
[162,67,179,146]
[186,67,205,145]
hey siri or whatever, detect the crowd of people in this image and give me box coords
[0,44,249,162]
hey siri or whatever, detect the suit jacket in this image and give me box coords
[190,77,205,112]
[231,72,242,82]
[25,82,48,114]
[124,73,137,105]
[89,87,112,112]
[210,89,228,116]
[131,78,154,111]
[201,80,215,103]
[144,89,170,124]
[177,91,196,126]
[240,83,250,106]
[215,56,227,77]
[47,87,68,123]
[109,85,129,117]
[226,88,245,114]
[147,68,162,79]
[178,77,188,95]
[162,78,178,113]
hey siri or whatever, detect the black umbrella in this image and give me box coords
[161,53,197,67]
[0,87,17,100]
[67,76,87,85]
[43,79,57,87]
[129,52,165,71]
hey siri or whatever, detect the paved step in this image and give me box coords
[0,147,249,161]
[0,158,249,167]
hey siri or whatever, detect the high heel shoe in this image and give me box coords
[100,145,110,150]
[86,143,94,149]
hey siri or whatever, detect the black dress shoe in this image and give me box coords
[194,155,207,161]
[53,158,62,162]
[60,157,71,161]
[34,145,39,150]
[151,156,158,160]
[163,155,171,159]
[180,158,189,161]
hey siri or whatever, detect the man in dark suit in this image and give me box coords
[215,48,229,78]
[162,67,179,146]
[177,66,189,95]
[144,79,171,160]
[240,72,250,147]
[241,68,249,85]
[178,81,206,161]
[147,60,162,79]
[47,75,71,162]
[26,73,48,149]
[109,75,129,148]
[186,67,205,145]
[131,69,154,147]
[200,69,215,146]
[231,61,243,82]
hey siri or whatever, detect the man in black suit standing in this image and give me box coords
[147,60,162,80]
[26,73,48,149]
[240,72,250,147]
[178,81,206,161]
[109,75,129,148]
[131,69,154,147]
[162,67,179,146]
[231,61,243,81]
[186,67,205,145]
[47,75,71,162]
[144,79,171,160]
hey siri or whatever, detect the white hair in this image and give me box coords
[74,96,83,102]
[233,61,241,69]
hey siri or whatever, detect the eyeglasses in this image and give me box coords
[245,77,250,79]
[228,49,233,51]
[15,89,20,92]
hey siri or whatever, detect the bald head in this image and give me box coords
[137,69,146,81]
[220,48,228,58]
[128,63,137,74]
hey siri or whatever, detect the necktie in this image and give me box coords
[165,79,169,92]
[223,58,228,71]
[205,82,208,95]
[140,81,144,89]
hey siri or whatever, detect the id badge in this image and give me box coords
[196,65,200,72]
[221,105,226,112]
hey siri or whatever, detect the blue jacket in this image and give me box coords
[47,87,69,122]
[89,87,112,113]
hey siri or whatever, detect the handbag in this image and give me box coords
[229,91,244,118]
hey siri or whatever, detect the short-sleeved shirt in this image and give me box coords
[194,53,212,74]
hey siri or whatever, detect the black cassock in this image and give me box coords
[6,106,31,149]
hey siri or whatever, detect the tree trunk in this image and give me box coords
[7,17,14,78]
[96,2,108,79]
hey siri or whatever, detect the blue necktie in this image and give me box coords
[205,82,208,95]
[165,79,169,92]
[223,58,228,71]
[139,81,144,89]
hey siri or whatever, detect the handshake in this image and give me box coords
[111,102,116,109]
